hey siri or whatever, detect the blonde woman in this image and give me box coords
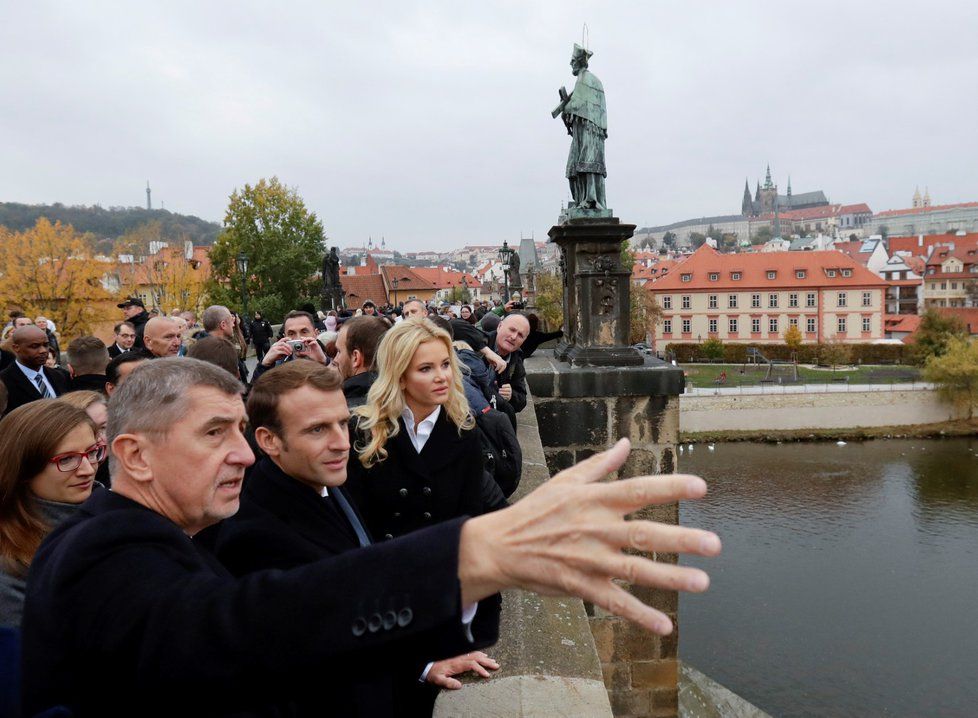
[345,317,501,709]
[345,318,490,541]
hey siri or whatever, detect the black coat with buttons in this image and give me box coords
[346,411,488,541]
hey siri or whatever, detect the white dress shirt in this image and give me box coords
[401,405,440,453]
[15,360,56,398]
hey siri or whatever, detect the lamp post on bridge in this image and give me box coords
[236,252,250,319]
[391,276,399,308]
[498,240,514,303]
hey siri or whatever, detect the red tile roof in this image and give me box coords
[875,201,978,218]
[649,245,887,291]
[884,314,922,333]
[379,265,432,291]
[410,267,480,289]
[936,307,978,335]
[340,274,388,305]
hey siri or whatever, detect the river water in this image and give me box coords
[678,438,978,718]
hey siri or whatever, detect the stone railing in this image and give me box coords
[433,392,614,717]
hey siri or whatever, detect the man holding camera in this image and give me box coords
[488,313,530,416]
[251,310,329,382]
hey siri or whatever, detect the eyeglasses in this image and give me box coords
[48,442,107,472]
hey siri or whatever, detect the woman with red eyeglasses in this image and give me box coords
[0,400,105,627]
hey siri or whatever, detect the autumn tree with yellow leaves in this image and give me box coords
[0,218,115,339]
[114,220,210,314]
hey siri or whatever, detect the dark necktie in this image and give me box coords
[34,373,52,398]
[330,489,371,548]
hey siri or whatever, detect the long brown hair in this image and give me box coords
[0,400,96,577]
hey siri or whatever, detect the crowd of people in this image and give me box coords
[0,295,721,717]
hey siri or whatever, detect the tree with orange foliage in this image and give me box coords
[114,221,210,314]
[0,219,115,340]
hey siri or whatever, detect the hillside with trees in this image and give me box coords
[0,202,221,246]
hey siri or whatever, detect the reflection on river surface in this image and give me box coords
[679,438,978,718]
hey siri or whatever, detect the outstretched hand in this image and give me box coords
[458,438,720,635]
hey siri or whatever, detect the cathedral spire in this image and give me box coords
[742,178,753,216]
[764,164,773,189]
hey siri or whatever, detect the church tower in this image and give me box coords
[786,176,792,207]
[146,181,152,211]
[741,178,754,216]
[758,164,778,214]
[912,186,922,208]
[924,187,932,207]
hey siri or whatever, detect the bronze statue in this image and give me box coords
[321,247,343,310]
[553,44,609,217]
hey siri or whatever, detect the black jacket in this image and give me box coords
[66,373,108,395]
[0,363,69,416]
[204,459,397,717]
[249,319,273,346]
[487,331,528,413]
[129,311,150,349]
[343,371,377,408]
[22,489,481,717]
[107,343,127,358]
[345,412,488,541]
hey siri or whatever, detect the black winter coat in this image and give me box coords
[345,411,488,541]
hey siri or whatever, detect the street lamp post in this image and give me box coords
[236,252,250,318]
[461,276,469,304]
[498,240,512,303]
[391,276,399,308]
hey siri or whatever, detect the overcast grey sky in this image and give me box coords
[3,1,976,250]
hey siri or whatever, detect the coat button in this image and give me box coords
[399,488,408,497]
[383,610,397,630]
[422,512,432,520]
[384,533,393,540]
[352,617,367,636]
[397,608,413,627]
[422,486,432,496]
[368,613,383,633]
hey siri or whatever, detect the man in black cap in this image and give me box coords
[117,296,150,349]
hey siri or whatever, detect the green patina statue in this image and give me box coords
[553,43,611,219]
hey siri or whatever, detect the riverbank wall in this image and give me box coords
[681,389,969,437]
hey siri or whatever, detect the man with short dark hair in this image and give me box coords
[65,336,110,394]
[333,316,388,406]
[117,296,150,349]
[0,326,68,415]
[208,360,498,715]
[22,357,720,716]
[251,310,328,382]
[108,321,137,358]
[104,352,148,396]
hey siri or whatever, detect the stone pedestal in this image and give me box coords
[526,353,686,718]
[549,218,643,367]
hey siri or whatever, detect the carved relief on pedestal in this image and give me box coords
[594,277,617,315]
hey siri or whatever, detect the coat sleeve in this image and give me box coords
[23,512,481,698]
[508,356,528,413]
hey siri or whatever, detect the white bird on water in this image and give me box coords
[678,445,684,454]
[688,444,694,452]
[837,440,847,446]
[708,444,715,451]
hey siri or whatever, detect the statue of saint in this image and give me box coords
[322,247,340,290]
[508,249,522,290]
[553,44,608,214]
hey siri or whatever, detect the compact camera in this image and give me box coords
[288,340,305,353]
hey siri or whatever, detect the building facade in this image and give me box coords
[649,246,887,345]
